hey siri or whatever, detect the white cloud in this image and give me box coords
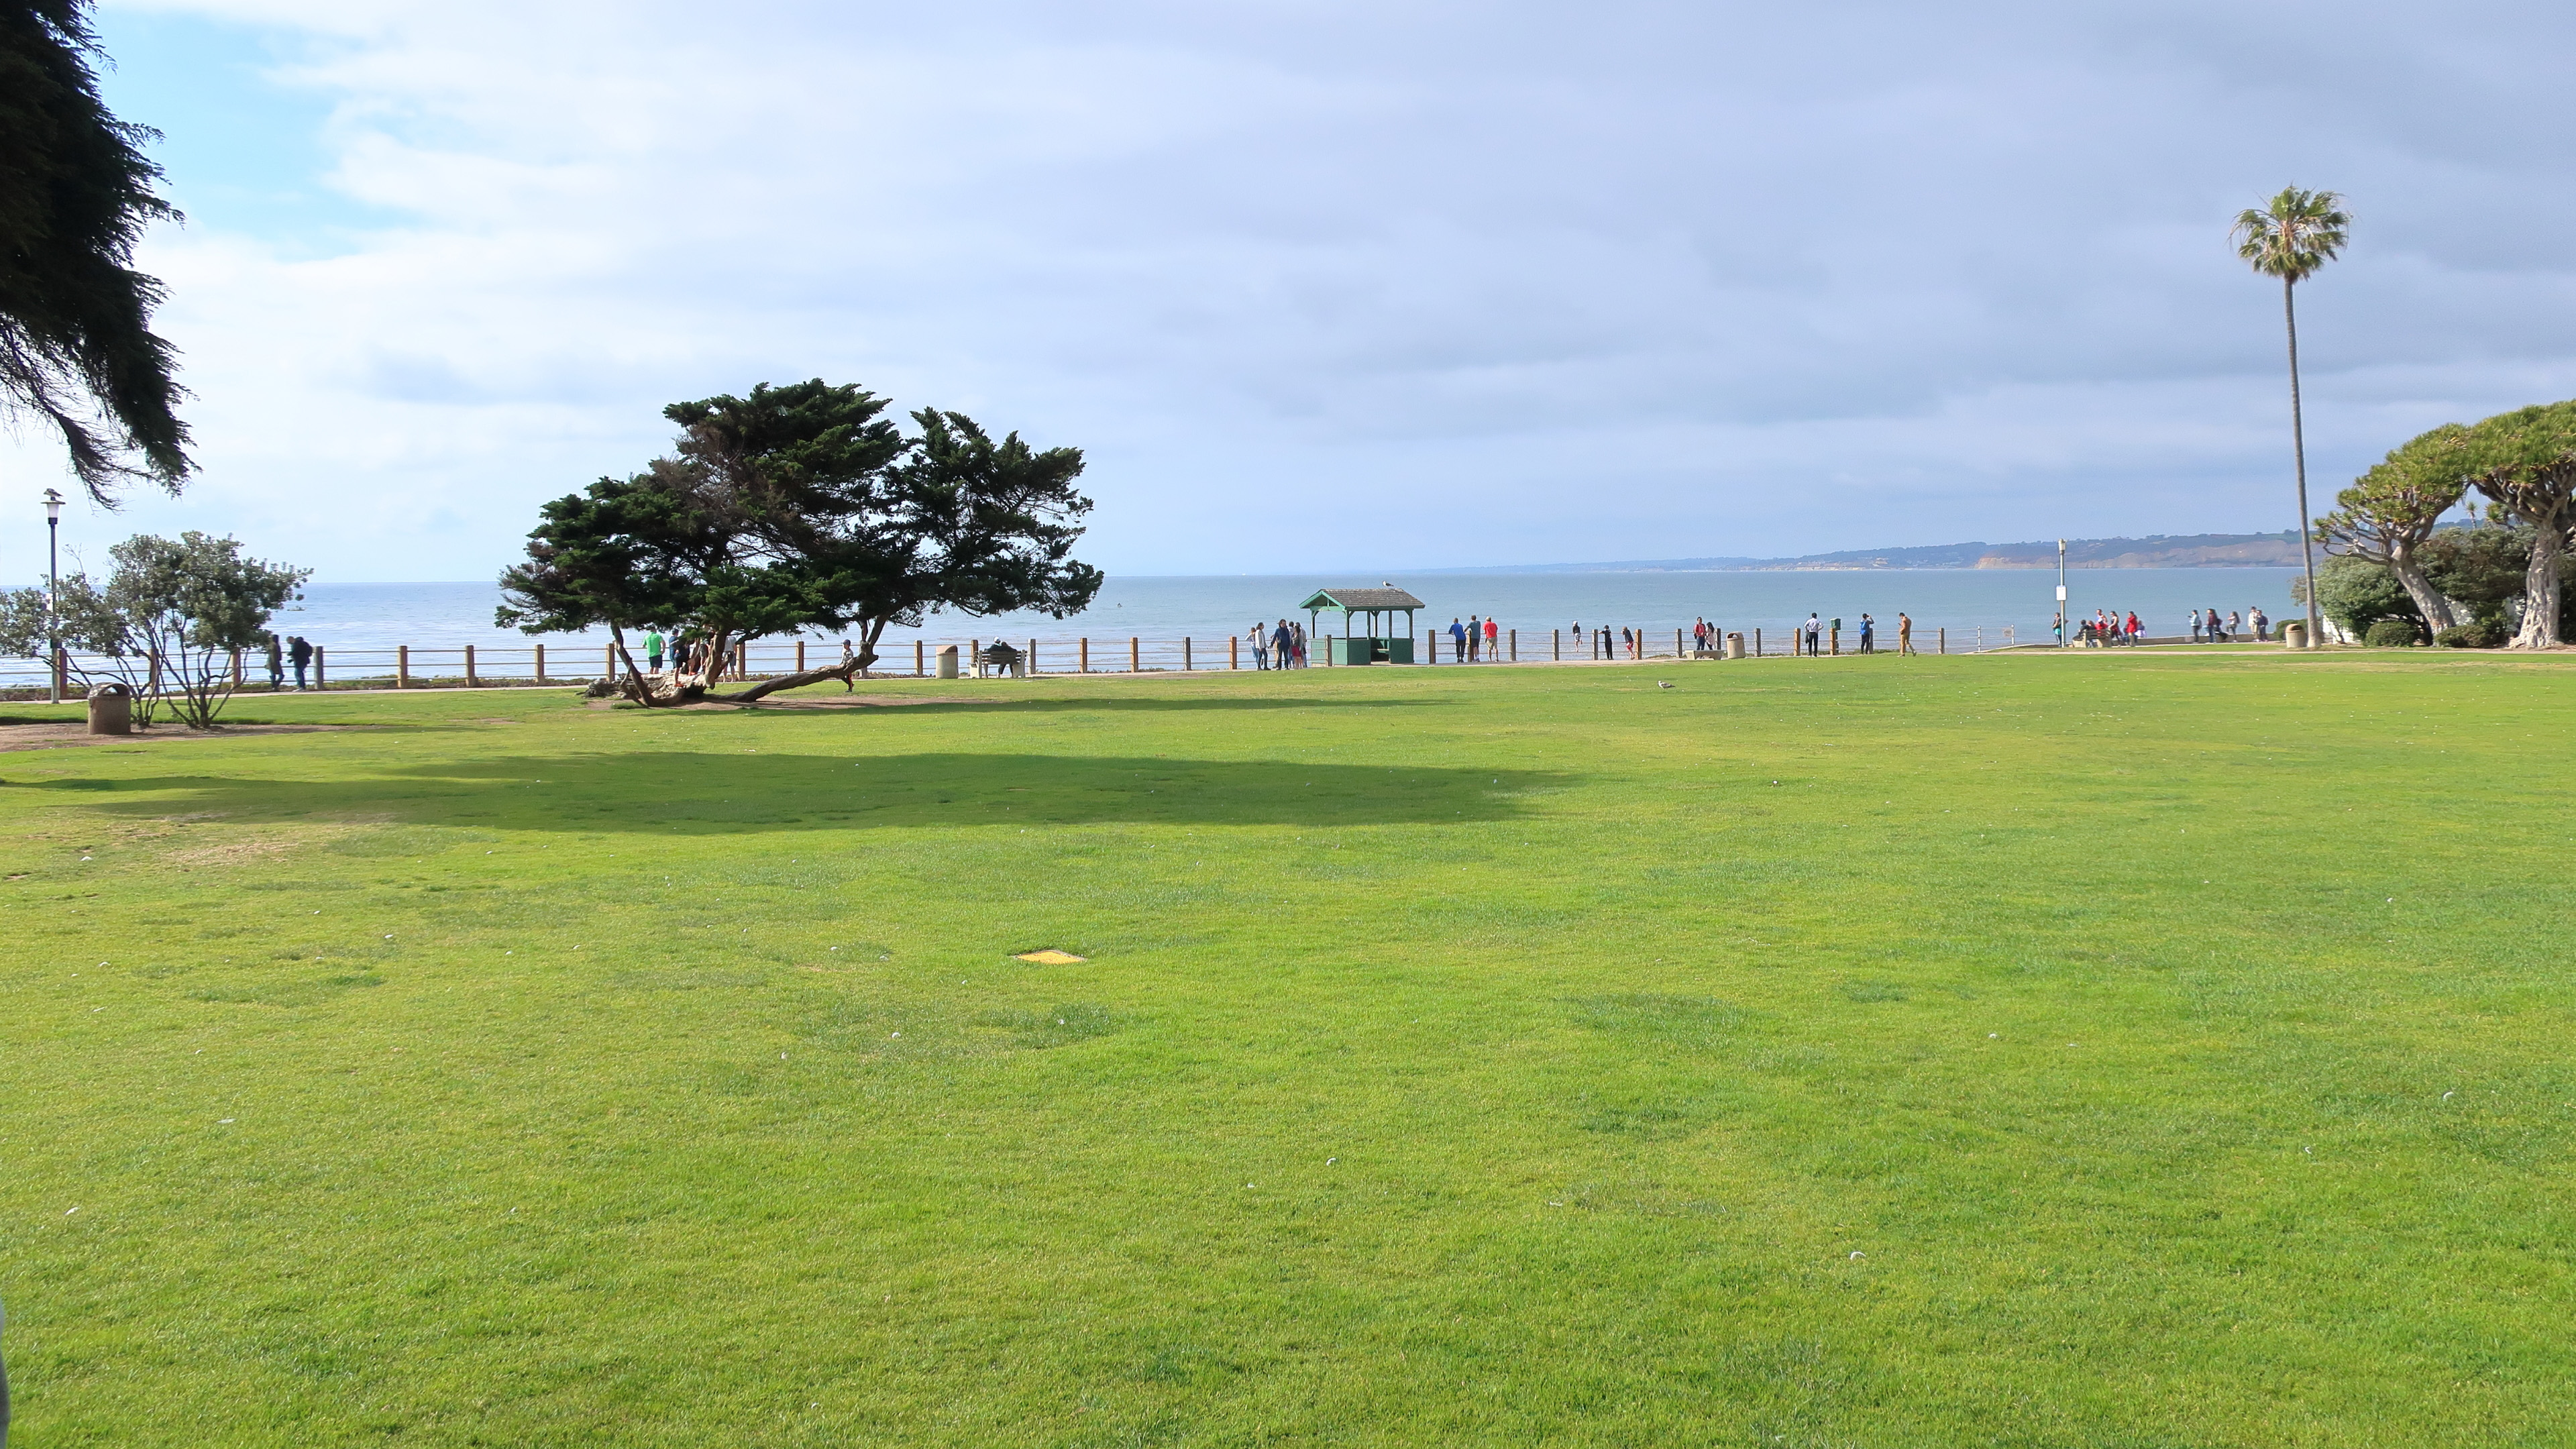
[14,0,2574,580]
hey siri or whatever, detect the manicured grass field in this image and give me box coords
[3,650,2571,1446]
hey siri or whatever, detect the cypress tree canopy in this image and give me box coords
[0,0,192,501]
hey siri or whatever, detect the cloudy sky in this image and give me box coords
[9,0,2574,581]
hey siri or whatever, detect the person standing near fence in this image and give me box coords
[2251,606,2270,641]
[1483,616,1499,660]
[1858,614,1876,653]
[264,632,283,688]
[1273,619,1295,672]
[288,635,313,690]
[1248,622,1268,670]
[1896,612,1915,655]
[645,629,665,672]
[1803,614,1821,657]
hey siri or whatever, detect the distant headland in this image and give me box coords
[1415,531,2302,574]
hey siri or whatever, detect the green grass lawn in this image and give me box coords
[3,651,2571,1446]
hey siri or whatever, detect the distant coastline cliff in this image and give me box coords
[1422,531,2304,574]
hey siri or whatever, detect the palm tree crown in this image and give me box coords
[2233,189,2349,286]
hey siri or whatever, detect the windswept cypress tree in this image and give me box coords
[0,1,191,502]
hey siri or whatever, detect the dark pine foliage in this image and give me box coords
[499,380,1103,702]
[0,1,191,501]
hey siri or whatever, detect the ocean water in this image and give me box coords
[4,568,2306,686]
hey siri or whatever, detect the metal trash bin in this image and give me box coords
[86,682,133,735]
[1725,632,1746,660]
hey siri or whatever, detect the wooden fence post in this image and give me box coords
[1183,637,1192,671]
[1829,627,1839,656]
[1080,637,1089,674]
[465,645,478,687]
[1510,629,1517,661]
[313,647,327,690]
[796,640,806,672]
[1130,636,1140,673]
[1674,628,1682,658]
[1938,628,1945,655]
[396,645,410,688]
[1755,628,1762,656]
[916,639,925,676]
[535,643,547,683]
[1027,639,1038,676]
[1229,635,1238,669]
[970,640,981,678]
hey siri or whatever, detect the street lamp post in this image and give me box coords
[44,488,64,703]
[2056,539,2068,647]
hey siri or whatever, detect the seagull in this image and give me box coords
[1657,680,1673,689]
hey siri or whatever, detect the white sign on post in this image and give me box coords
[2055,585,2068,601]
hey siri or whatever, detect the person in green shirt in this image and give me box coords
[645,631,665,672]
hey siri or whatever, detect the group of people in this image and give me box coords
[1447,615,1503,660]
[2062,606,2271,646]
[2188,606,2268,643]
[1786,612,1915,656]
[1249,619,1309,669]
[256,633,316,689]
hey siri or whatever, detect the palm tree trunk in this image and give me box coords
[2285,277,2323,643]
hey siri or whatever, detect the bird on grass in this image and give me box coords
[1656,680,1674,689]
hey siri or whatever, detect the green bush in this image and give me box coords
[2363,619,2420,647]
[2434,620,2508,649]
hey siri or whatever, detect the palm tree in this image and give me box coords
[2233,188,2349,645]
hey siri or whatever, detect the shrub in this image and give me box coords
[2434,620,2508,649]
[2363,620,2420,647]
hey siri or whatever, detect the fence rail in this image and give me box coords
[0,624,2037,694]
[0,623,2037,696]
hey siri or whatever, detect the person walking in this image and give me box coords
[2188,610,2204,643]
[2206,607,2226,643]
[2251,606,2271,641]
[2125,611,2142,645]
[1291,621,1309,667]
[288,635,313,690]
[1273,619,1295,672]
[645,630,665,672]
[1897,612,1915,655]
[2225,609,2243,643]
[263,632,283,689]
[1249,622,1269,671]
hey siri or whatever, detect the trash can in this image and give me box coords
[1725,632,1746,659]
[935,644,961,679]
[2281,621,2309,649]
[86,682,133,735]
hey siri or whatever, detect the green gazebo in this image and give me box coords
[1302,586,1422,664]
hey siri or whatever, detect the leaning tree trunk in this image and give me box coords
[2383,540,2457,635]
[700,618,897,703]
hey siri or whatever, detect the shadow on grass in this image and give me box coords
[743,691,1441,717]
[70,751,1568,833]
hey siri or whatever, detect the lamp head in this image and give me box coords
[44,488,64,521]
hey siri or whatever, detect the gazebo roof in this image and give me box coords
[1301,586,1424,611]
